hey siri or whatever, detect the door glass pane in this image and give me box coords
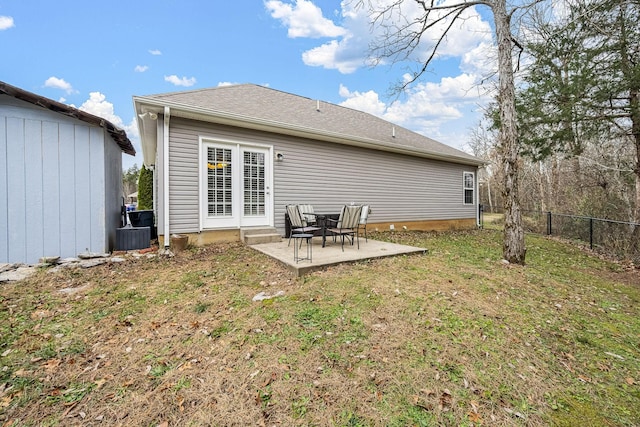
[243,151,265,216]
[207,147,232,216]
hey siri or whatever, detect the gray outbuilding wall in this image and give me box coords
[0,96,123,264]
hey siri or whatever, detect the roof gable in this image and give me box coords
[0,81,135,156]
[134,84,481,166]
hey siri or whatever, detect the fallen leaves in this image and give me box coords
[578,375,593,383]
[11,368,30,377]
[411,389,455,413]
[439,389,453,411]
[30,309,55,320]
[468,410,482,423]
[504,407,526,419]
[42,358,62,373]
[94,378,107,389]
[0,235,638,426]
[178,361,193,371]
[467,399,483,423]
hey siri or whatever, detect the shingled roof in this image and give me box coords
[134,84,481,166]
[1,81,135,156]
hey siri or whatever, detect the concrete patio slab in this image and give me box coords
[249,236,428,276]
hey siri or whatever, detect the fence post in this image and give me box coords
[547,211,552,235]
[589,217,593,249]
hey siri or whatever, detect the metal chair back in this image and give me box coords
[287,204,305,228]
[340,205,362,229]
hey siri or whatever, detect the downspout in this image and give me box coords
[163,106,171,247]
[151,165,156,231]
[476,166,481,228]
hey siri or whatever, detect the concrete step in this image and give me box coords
[244,233,282,245]
[241,227,282,245]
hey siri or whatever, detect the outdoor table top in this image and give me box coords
[300,213,341,248]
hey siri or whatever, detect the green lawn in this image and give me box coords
[1,229,638,426]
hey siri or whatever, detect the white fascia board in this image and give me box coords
[133,97,160,167]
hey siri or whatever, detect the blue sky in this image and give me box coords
[1,0,497,169]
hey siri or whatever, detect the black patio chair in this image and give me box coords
[358,205,371,242]
[286,204,321,247]
[327,205,362,251]
[298,203,317,225]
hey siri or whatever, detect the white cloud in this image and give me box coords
[126,117,140,140]
[148,49,162,55]
[338,84,386,116]
[79,92,123,127]
[265,0,346,38]
[413,3,493,60]
[79,92,138,139]
[164,75,197,87]
[551,0,571,21]
[134,65,149,72]
[338,73,490,149]
[44,76,76,94]
[270,0,494,77]
[0,15,14,30]
[460,42,496,76]
[265,1,499,151]
[340,73,484,122]
[302,36,365,73]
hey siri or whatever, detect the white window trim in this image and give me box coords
[463,171,475,205]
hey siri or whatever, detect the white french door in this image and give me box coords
[240,146,270,226]
[201,141,272,229]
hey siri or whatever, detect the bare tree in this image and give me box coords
[355,0,533,263]
[468,118,500,211]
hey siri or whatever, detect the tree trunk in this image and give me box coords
[633,115,640,225]
[537,161,547,212]
[494,0,526,264]
[630,84,640,224]
[616,1,640,223]
[487,177,494,212]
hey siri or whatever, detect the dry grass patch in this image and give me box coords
[1,232,639,426]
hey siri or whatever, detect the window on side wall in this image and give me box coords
[463,172,475,205]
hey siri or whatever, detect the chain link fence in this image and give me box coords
[480,205,640,264]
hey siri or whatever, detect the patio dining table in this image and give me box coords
[302,212,340,248]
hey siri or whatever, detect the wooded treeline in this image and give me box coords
[473,0,639,224]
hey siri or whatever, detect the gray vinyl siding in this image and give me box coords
[165,117,477,235]
[273,134,477,234]
[0,97,118,263]
[167,119,200,232]
[104,129,124,252]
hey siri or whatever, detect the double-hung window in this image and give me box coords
[463,172,475,205]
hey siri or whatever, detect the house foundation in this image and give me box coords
[157,218,477,248]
